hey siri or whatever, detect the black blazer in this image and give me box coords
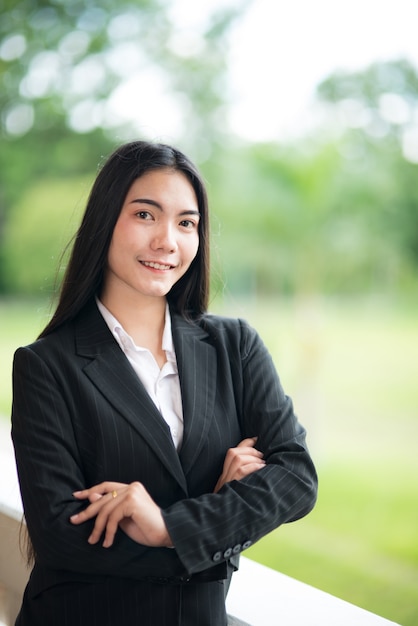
[11,299,317,624]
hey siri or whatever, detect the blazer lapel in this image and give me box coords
[75,301,188,494]
[171,313,217,477]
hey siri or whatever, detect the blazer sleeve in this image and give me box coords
[162,318,318,575]
[11,344,179,580]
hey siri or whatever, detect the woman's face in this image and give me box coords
[103,168,200,306]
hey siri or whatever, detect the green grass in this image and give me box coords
[246,460,418,626]
[2,294,418,625]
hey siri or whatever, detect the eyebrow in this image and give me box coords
[131,198,200,217]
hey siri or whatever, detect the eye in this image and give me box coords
[136,210,153,220]
[179,219,197,229]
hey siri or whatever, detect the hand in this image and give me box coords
[214,437,265,493]
[70,481,173,549]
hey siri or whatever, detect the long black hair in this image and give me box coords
[39,141,210,338]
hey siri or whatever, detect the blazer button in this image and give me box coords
[223,548,232,559]
[232,544,241,554]
[212,551,222,562]
[242,540,252,550]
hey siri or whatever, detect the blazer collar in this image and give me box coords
[170,313,217,477]
[74,300,217,491]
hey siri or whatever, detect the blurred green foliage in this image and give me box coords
[0,0,244,145]
[317,58,418,267]
[2,60,418,296]
[0,0,250,290]
[4,129,417,297]
[2,175,89,293]
[6,127,418,294]
[1,0,418,298]
[206,136,418,298]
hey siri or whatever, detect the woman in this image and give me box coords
[11,140,317,625]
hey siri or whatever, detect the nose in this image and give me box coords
[150,222,178,253]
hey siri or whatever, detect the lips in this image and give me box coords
[140,261,174,270]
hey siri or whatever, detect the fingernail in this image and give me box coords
[70,514,78,521]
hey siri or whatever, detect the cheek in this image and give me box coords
[106,237,120,267]
[178,236,199,274]
[108,222,131,258]
[106,231,128,275]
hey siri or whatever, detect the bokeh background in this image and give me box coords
[1,1,417,624]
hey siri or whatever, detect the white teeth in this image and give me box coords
[142,261,172,270]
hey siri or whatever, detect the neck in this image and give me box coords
[100,292,167,346]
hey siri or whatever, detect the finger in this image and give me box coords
[236,437,258,448]
[227,455,266,480]
[226,446,264,468]
[235,461,266,480]
[72,491,105,504]
[73,483,108,498]
[70,490,118,524]
[89,492,103,502]
[221,445,261,479]
[214,459,266,492]
[102,517,121,548]
[85,489,128,545]
[73,482,127,501]
[88,506,122,547]
[238,447,264,458]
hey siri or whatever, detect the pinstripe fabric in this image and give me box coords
[16,577,229,625]
[11,299,317,625]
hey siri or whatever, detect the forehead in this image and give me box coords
[125,168,198,205]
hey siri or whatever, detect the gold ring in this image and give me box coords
[111,490,118,498]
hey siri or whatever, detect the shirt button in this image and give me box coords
[242,540,252,550]
[223,548,232,558]
[232,544,241,554]
[212,551,222,562]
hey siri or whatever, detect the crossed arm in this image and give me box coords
[70,437,265,549]
[14,322,317,577]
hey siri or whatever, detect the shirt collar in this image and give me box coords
[96,298,174,358]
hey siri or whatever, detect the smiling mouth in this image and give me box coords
[140,261,174,270]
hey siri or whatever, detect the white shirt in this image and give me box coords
[96,299,184,449]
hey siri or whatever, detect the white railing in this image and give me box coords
[0,421,400,626]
